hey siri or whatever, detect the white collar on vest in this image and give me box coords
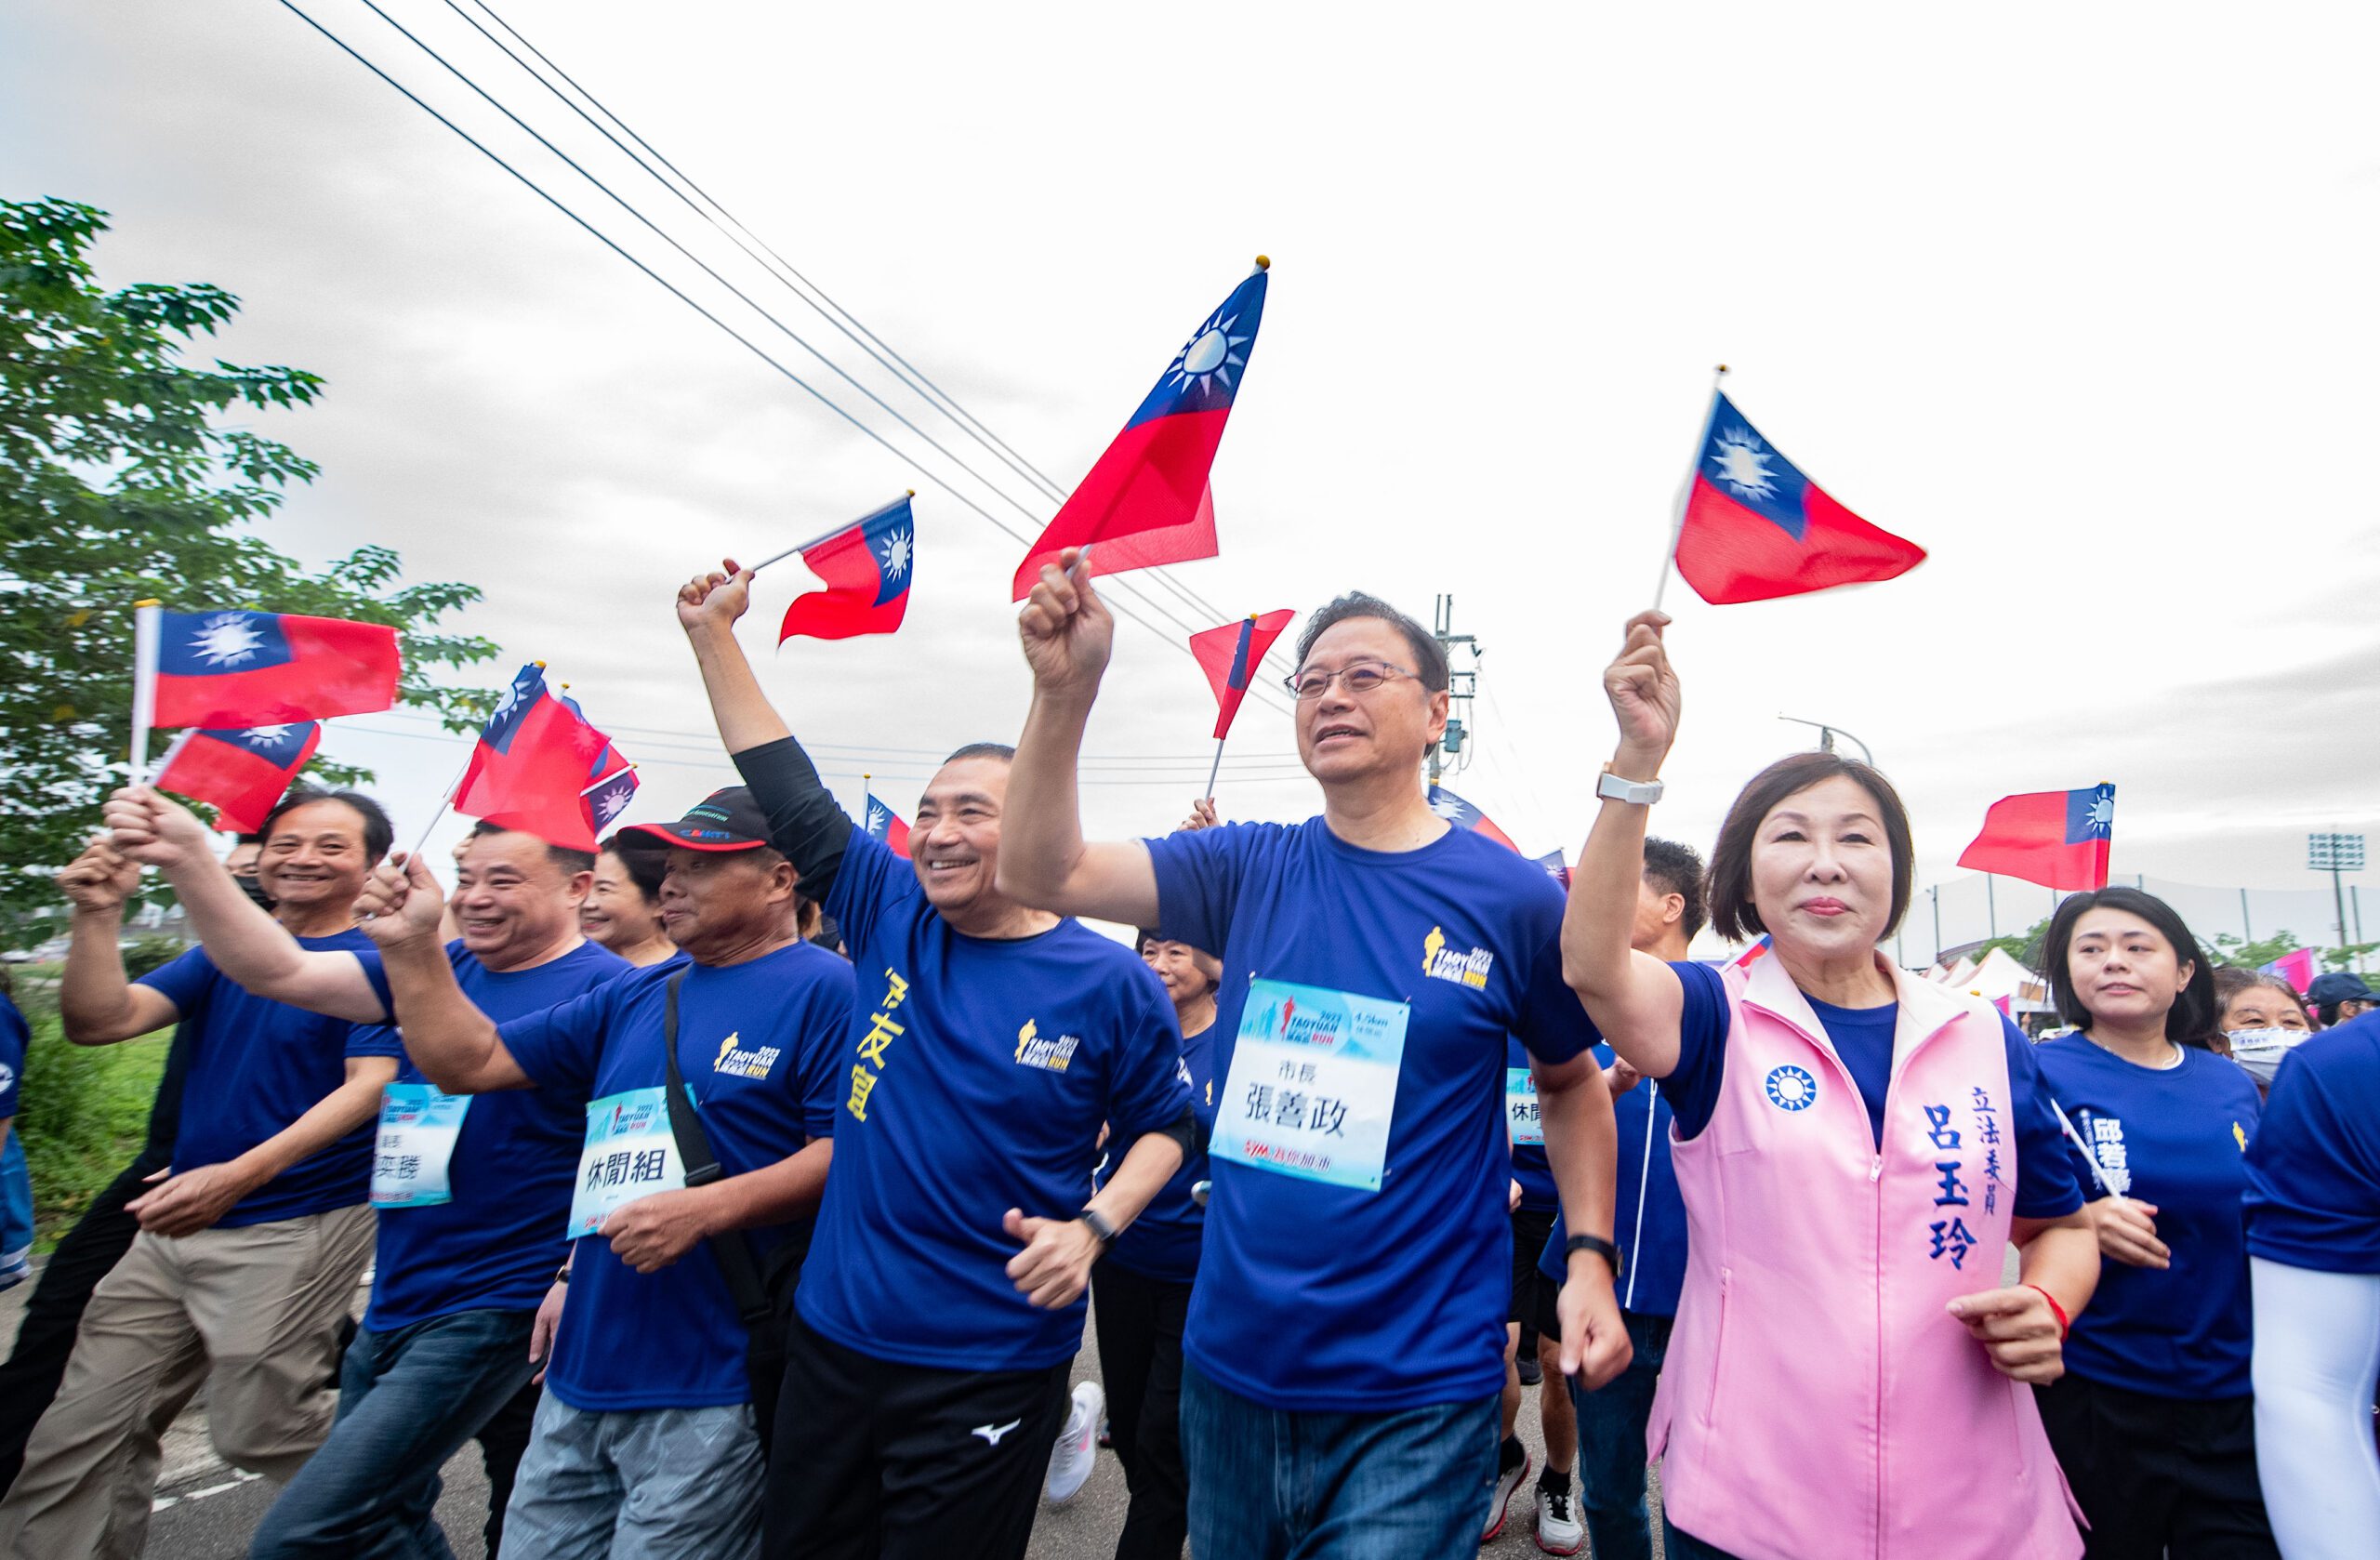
[1738,946,1988,1079]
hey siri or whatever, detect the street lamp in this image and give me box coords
[1777,714,1875,766]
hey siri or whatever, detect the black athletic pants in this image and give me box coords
[762,1315,1073,1560]
[2036,1371,2281,1559]
[0,1152,160,1498]
[474,1377,541,1555]
[1091,1262,1191,1560]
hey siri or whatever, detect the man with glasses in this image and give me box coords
[1000,562,1633,1559]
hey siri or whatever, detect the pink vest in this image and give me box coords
[1648,954,2082,1560]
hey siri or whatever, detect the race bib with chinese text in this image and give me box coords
[372,1082,470,1210]
[567,1086,687,1238]
[1505,1066,1544,1147]
[1212,977,1408,1192]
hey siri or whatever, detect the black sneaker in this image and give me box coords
[1515,1354,1542,1387]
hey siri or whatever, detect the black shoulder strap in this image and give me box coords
[658,970,774,1330]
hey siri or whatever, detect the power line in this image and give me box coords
[281,0,1290,717]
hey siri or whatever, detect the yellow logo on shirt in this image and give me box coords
[1422,925,1493,989]
[2233,1120,2247,1152]
[1013,1017,1081,1073]
[712,1032,782,1080]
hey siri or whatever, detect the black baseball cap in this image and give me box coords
[615,787,774,853]
[2306,971,2379,1006]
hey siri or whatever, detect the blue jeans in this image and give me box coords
[1665,1527,1739,1559]
[1181,1360,1498,1559]
[0,1136,32,1291]
[250,1307,539,1560]
[1568,1309,1675,1560]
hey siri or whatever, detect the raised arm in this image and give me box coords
[55,840,180,1044]
[103,788,386,1024]
[125,1052,399,1237]
[1563,612,1690,1077]
[996,551,1162,927]
[352,854,532,1093]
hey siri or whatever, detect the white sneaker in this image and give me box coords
[1534,1481,1583,1555]
[1043,1381,1105,1505]
[1482,1448,1531,1541]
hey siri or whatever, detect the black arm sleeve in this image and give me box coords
[731,737,855,904]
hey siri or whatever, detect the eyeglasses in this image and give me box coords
[1283,661,1414,700]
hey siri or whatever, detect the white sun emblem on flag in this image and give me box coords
[491,676,530,723]
[879,528,912,580]
[242,725,294,749]
[594,784,634,824]
[1710,426,1778,500]
[866,803,887,832]
[191,614,266,667]
[1166,311,1251,398]
[2083,788,2115,836]
[1428,793,1464,822]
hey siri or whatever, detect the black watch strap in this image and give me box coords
[1564,1234,1623,1280]
[1077,1208,1119,1247]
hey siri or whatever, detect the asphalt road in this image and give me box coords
[0,1270,1651,1558]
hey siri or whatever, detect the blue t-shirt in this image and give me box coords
[1540,1040,1691,1317]
[1106,1017,1223,1284]
[354,940,631,1330]
[137,933,402,1227]
[801,832,1191,1370]
[1659,962,2081,1220]
[0,993,25,1122]
[2035,1036,2261,1398]
[1149,817,1598,1411]
[2245,1014,2380,1276]
[1507,1038,1558,1214]
[498,945,849,1410]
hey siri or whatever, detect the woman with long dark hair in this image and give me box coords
[2033,888,2277,1557]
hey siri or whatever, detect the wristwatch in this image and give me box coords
[1565,1234,1624,1280]
[1595,769,1664,807]
[553,1263,572,1287]
[1077,1208,1119,1248]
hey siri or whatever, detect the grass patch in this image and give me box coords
[10,968,172,1250]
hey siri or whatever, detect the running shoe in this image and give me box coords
[1043,1380,1105,1505]
[1516,1354,1542,1386]
[1482,1447,1531,1541]
[1534,1480,1583,1555]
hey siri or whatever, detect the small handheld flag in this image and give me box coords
[862,787,911,859]
[2258,947,2316,996]
[140,606,402,729]
[581,760,641,838]
[1531,849,1571,890]
[771,495,918,642]
[452,664,622,853]
[1190,611,1295,742]
[1725,933,1773,972]
[153,722,324,834]
[1957,784,2115,892]
[1011,261,1270,600]
[1425,784,1519,853]
[1669,390,1926,606]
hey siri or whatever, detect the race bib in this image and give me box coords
[1212,978,1408,1192]
[566,1087,687,1239]
[1506,1066,1544,1147]
[372,1083,470,1209]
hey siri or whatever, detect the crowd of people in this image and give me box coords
[0,561,2372,1560]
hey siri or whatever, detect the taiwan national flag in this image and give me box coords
[1957,784,2116,892]
[1189,609,1295,740]
[1726,933,1773,972]
[453,665,619,853]
[153,722,323,834]
[145,608,401,728]
[1425,784,1519,853]
[2259,947,2317,996]
[862,791,910,859]
[1673,392,1926,605]
[581,757,641,840]
[778,496,917,642]
[1010,263,1269,599]
[1532,848,1571,890]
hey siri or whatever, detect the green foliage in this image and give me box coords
[0,197,500,937]
[1972,917,2053,967]
[2211,931,2308,970]
[117,934,184,980]
[7,972,170,1249]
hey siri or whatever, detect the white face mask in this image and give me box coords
[2226,1026,2308,1085]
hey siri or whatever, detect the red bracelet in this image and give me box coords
[2023,1284,2070,1339]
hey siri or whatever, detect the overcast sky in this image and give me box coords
[10,2,2378,959]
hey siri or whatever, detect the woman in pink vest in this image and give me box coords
[1554,612,2100,1560]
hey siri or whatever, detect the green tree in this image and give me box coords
[1,197,496,933]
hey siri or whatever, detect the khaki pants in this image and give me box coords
[0,1201,375,1560]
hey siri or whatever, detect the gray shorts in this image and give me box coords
[496,1394,761,1560]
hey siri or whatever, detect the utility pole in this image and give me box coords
[1428,595,1480,787]
[1931,884,1942,965]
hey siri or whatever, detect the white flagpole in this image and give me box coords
[407,659,543,861]
[749,491,916,575]
[1204,737,1226,800]
[1650,365,1729,612]
[129,601,162,787]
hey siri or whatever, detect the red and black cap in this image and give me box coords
[615,787,774,853]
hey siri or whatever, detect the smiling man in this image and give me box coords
[0,789,398,1560]
[675,559,1193,1560]
[998,563,1633,1560]
[96,793,643,1559]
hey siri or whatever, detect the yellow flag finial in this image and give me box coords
[1253,255,1271,271]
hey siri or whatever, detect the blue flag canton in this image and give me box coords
[161,611,295,676]
[863,793,896,841]
[1700,393,1815,541]
[1224,618,1258,691]
[1426,785,1482,830]
[859,496,916,608]
[1125,271,1268,430]
[201,721,317,767]
[481,665,549,754]
[586,767,640,830]
[2064,785,2117,845]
